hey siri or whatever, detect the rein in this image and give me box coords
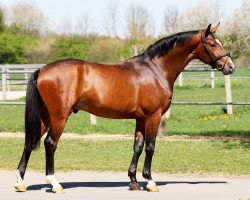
[201,33,230,69]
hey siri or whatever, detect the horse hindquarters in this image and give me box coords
[15,68,66,193]
[36,68,75,193]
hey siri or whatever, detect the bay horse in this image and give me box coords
[15,23,234,193]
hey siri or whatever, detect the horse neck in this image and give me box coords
[153,36,200,88]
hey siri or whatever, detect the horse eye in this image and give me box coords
[210,44,216,48]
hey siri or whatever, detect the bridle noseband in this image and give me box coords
[201,33,230,70]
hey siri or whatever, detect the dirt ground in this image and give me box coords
[1,132,250,142]
[1,170,250,200]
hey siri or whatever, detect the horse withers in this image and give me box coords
[15,23,234,193]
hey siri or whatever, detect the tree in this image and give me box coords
[9,2,48,36]
[223,0,250,63]
[0,26,36,64]
[119,37,156,59]
[87,38,122,62]
[75,13,92,36]
[58,17,73,36]
[25,32,57,63]
[103,2,119,37]
[48,35,96,62]
[0,7,5,33]
[163,5,180,35]
[180,0,220,30]
[126,4,155,38]
[0,32,26,63]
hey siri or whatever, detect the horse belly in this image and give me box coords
[77,82,138,119]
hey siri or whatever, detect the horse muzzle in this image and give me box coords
[222,62,234,75]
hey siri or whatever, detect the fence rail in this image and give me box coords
[1,101,250,105]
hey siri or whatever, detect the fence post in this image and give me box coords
[6,65,11,91]
[90,114,97,125]
[210,71,215,89]
[24,66,29,90]
[158,109,171,135]
[24,65,28,80]
[178,72,183,87]
[2,65,7,100]
[225,75,233,114]
[159,117,166,136]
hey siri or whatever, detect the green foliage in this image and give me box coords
[0,7,4,33]
[48,35,96,62]
[120,37,156,59]
[25,33,57,63]
[222,32,250,66]
[223,33,246,60]
[87,37,122,63]
[238,39,250,67]
[0,25,38,64]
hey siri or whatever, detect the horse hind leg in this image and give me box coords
[44,116,68,194]
[15,148,31,192]
[15,104,50,192]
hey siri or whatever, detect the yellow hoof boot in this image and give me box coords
[15,184,26,192]
[147,184,159,192]
[52,186,64,194]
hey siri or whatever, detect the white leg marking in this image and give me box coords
[15,170,25,187]
[146,180,156,189]
[46,175,62,190]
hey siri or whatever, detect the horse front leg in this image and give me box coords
[128,119,145,190]
[142,110,161,192]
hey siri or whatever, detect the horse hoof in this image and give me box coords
[52,186,64,194]
[147,184,159,192]
[129,182,141,191]
[15,184,26,192]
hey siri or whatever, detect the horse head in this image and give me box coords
[197,23,234,75]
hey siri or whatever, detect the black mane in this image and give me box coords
[137,30,200,60]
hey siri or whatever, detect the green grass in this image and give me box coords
[0,104,249,137]
[0,105,136,134]
[0,138,249,174]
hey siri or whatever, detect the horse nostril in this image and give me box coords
[230,66,234,72]
[229,62,234,69]
[229,64,234,72]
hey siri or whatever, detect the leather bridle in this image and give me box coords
[201,32,230,70]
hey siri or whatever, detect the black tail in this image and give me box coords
[25,69,41,151]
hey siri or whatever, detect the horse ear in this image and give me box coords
[211,22,220,33]
[205,24,211,37]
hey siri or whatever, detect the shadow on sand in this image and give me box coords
[26,180,227,192]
